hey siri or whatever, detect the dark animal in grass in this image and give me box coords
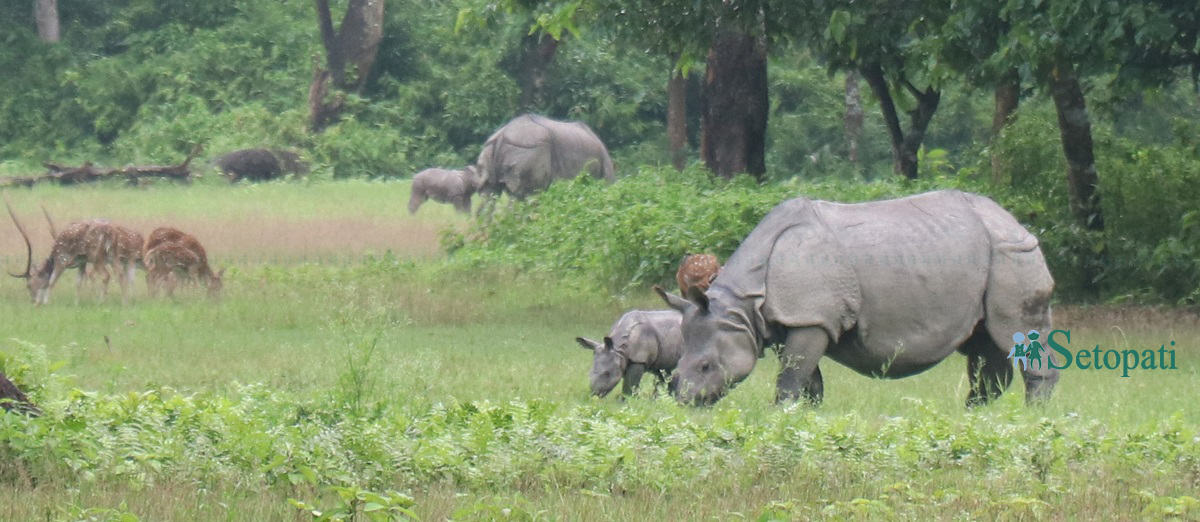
[676,253,721,296]
[408,166,480,214]
[656,189,1060,407]
[213,148,308,182]
[575,310,683,397]
[0,372,40,416]
[475,114,614,217]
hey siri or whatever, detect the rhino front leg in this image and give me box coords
[776,327,828,405]
[621,363,646,397]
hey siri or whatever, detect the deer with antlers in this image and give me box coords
[38,202,144,304]
[5,194,113,305]
[143,226,223,298]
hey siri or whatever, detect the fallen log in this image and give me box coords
[0,144,203,188]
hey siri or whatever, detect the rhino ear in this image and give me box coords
[654,285,694,313]
[685,285,710,312]
[576,337,600,350]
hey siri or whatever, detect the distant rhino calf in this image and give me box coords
[575,310,683,397]
[408,166,479,214]
[214,148,308,182]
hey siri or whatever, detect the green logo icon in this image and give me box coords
[1011,330,1179,377]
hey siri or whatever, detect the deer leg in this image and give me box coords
[165,271,179,298]
[94,263,111,302]
[74,265,88,305]
[118,262,132,305]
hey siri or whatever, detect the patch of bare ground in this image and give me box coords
[1056,305,1200,330]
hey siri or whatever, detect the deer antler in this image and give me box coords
[3,192,32,279]
[40,204,57,239]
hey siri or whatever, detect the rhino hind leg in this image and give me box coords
[959,325,1014,407]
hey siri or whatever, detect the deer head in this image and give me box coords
[4,193,50,303]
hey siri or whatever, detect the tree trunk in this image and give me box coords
[517,33,560,112]
[33,0,59,43]
[860,63,905,175]
[844,71,864,165]
[310,0,385,131]
[331,0,384,92]
[1049,68,1104,232]
[991,68,1020,184]
[1050,66,1104,295]
[700,30,768,180]
[315,0,342,84]
[668,57,688,170]
[860,63,940,179]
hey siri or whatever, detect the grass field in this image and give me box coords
[1,181,1198,521]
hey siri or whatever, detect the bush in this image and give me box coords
[451,166,988,293]
[989,102,1200,304]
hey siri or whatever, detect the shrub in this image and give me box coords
[451,166,987,293]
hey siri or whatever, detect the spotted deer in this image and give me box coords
[676,253,721,297]
[143,227,223,298]
[82,223,145,304]
[5,194,109,305]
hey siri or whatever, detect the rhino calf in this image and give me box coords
[408,166,479,214]
[575,310,683,397]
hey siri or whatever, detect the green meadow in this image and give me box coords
[1,182,1198,521]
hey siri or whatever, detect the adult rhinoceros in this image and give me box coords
[474,114,614,216]
[656,189,1060,407]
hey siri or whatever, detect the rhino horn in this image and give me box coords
[575,337,601,350]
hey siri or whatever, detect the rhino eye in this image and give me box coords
[699,362,713,374]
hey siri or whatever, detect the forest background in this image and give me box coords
[3,0,1200,303]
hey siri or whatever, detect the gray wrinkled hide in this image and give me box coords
[408,166,478,214]
[475,114,614,203]
[666,189,1058,406]
[576,310,683,397]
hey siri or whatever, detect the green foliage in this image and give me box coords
[291,486,419,521]
[991,101,1200,303]
[2,339,1199,519]
[453,166,985,292]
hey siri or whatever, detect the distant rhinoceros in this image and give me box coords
[575,309,683,397]
[657,189,1060,407]
[214,148,308,182]
[475,114,614,216]
[408,166,479,214]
